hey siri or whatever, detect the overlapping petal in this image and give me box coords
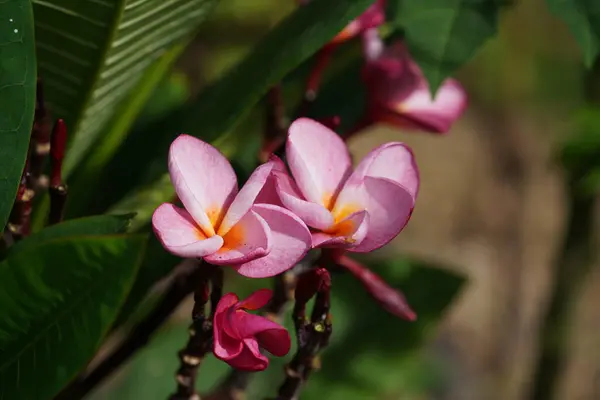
[213,290,291,372]
[233,204,312,278]
[350,176,414,252]
[395,78,468,134]
[274,170,334,230]
[363,41,467,134]
[219,158,279,235]
[204,210,271,266]
[340,142,419,201]
[168,134,238,236]
[286,118,352,206]
[313,210,369,248]
[152,203,224,258]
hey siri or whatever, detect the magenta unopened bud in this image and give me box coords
[337,254,416,321]
[50,119,67,187]
[295,267,331,305]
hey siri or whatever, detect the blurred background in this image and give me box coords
[86,0,600,398]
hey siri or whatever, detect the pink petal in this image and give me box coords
[396,78,467,134]
[224,310,291,358]
[229,312,291,356]
[214,312,244,359]
[274,170,334,230]
[350,176,414,253]
[254,155,287,207]
[312,210,369,248]
[213,293,244,357]
[286,118,352,207]
[204,210,271,266]
[233,204,312,278]
[339,142,419,202]
[152,203,223,258]
[237,288,273,311]
[226,338,269,371]
[168,134,238,236]
[219,159,279,236]
[256,328,291,357]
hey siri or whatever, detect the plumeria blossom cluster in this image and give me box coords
[152,1,467,376]
[153,118,419,370]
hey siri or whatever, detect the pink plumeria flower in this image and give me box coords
[297,0,386,45]
[152,135,312,278]
[259,118,419,252]
[213,289,291,371]
[361,30,467,134]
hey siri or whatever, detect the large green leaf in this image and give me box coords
[0,0,36,231]
[32,0,219,177]
[546,0,600,67]
[0,234,147,399]
[8,214,135,253]
[397,0,502,92]
[65,45,187,218]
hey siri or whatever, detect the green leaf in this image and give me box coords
[8,214,135,253]
[87,0,374,223]
[397,0,502,92]
[66,45,187,218]
[0,234,147,399]
[0,0,36,231]
[545,0,600,67]
[32,0,219,177]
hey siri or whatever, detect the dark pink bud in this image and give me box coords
[213,290,291,371]
[50,119,67,187]
[337,254,416,321]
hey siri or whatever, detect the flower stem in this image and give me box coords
[276,270,332,400]
[170,266,221,400]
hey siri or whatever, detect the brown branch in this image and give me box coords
[276,268,332,400]
[169,266,221,400]
[55,261,211,400]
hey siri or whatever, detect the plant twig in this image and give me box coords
[169,266,221,400]
[55,261,210,400]
[48,119,68,225]
[276,268,332,400]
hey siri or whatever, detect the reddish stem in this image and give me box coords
[336,254,416,321]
